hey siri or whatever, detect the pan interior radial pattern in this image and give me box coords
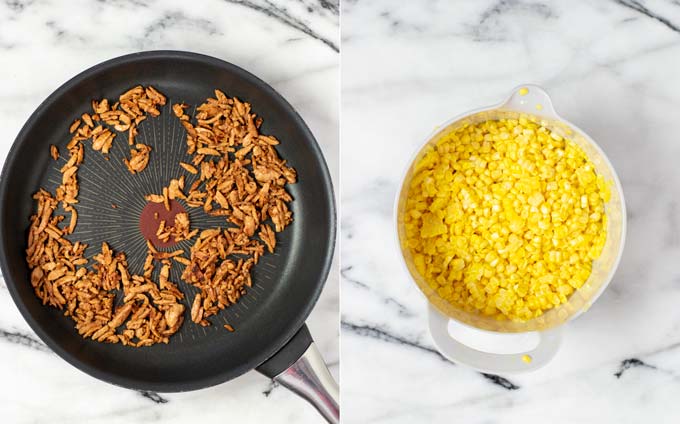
[42,101,260,342]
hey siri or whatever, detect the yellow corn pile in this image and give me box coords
[404,117,609,321]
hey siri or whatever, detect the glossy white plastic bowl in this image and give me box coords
[395,85,626,373]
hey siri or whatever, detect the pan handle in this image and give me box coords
[256,325,339,423]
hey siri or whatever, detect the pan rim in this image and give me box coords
[0,50,336,392]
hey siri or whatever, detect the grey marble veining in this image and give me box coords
[0,0,338,423]
[342,0,680,422]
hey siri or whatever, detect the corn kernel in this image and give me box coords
[405,117,609,322]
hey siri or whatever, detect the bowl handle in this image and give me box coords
[428,305,562,373]
[500,84,559,119]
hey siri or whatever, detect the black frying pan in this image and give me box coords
[0,51,338,422]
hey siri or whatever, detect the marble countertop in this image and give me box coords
[341,0,680,423]
[0,0,338,423]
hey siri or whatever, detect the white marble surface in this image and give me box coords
[0,0,338,423]
[341,0,680,423]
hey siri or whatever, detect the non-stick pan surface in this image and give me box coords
[0,51,335,392]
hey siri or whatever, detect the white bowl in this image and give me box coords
[394,85,626,373]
